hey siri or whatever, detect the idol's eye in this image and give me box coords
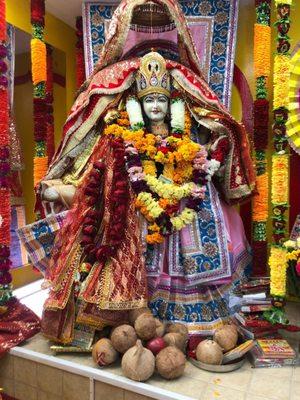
[158,96,167,103]
[144,96,155,103]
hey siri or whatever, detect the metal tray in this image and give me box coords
[189,357,245,373]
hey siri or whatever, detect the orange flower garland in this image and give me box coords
[31,38,47,85]
[254,23,271,79]
[33,156,48,187]
[252,172,268,222]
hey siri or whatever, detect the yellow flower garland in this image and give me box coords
[144,174,194,201]
[171,208,197,230]
[271,154,289,204]
[274,54,290,109]
[142,160,156,176]
[275,0,292,4]
[286,249,300,262]
[269,246,288,297]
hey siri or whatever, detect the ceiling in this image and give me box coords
[45,0,119,28]
[46,0,83,28]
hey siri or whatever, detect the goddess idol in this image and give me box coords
[36,0,255,343]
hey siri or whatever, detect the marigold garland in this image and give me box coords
[254,24,271,79]
[31,38,46,85]
[269,246,288,297]
[271,154,289,204]
[106,108,215,243]
[33,156,48,187]
[273,55,290,109]
[268,1,292,303]
[252,172,268,221]
[0,0,13,305]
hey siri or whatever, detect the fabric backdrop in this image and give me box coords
[82,0,239,108]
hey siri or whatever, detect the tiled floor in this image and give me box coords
[3,287,300,400]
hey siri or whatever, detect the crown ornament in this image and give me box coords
[136,52,170,99]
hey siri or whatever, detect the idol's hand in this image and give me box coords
[41,180,76,214]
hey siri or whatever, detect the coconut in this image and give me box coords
[196,339,223,365]
[213,325,238,352]
[166,323,189,341]
[110,324,137,353]
[128,307,152,325]
[163,332,187,352]
[122,340,155,381]
[156,346,186,379]
[134,313,156,340]
[155,318,166,337]
[92,338,118,367]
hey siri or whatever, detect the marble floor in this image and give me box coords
[2,283,299,400]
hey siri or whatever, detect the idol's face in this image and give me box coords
[142,93,169,123]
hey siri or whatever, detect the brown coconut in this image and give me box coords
[110,324,137,353]
[213,325,238,352]
[155,318,166,337]
[196,339,223,365]
[122,340,155,381]
[128,307,152,326]
[166,323,189,341]
[92,338,118,367]
[163,332,187,352]
[156,346,186,379]
[134,313,156,340]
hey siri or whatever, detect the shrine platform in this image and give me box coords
[1,281,299,400]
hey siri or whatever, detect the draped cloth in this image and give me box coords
[37,0,255,342]
[40,0,255,207]
[0,298,40,356]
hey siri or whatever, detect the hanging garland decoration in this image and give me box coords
[46,45,55,164]
[76,16,85,89]
[31,0,48,187]
[252,0,271,276]
[268,0,292,314]
[0,0,13,307]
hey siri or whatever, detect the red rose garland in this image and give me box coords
[80,138,128,265]
[46,45,55,164]
[76,17,85,89]
[0,0,12,306]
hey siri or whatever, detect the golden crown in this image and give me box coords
[136,52,170,99]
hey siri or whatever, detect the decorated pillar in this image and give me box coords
[268,0,292,316]
[30,0,48,187]
[252,0,271,277]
